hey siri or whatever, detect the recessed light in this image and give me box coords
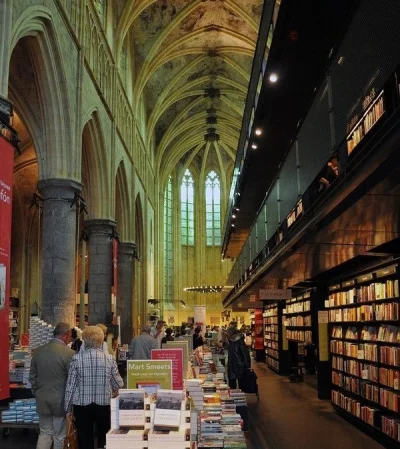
[255,128,262,136]
[251,143,258,150]
[269,73,278,83]
[232,214,236,218]
[231,224,235,227]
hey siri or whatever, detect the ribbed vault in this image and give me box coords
[116,0,263,182]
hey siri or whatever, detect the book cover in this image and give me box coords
[153,389,183,430]
[118,390,145,428]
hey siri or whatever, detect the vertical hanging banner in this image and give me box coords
[194,305,206,335]
[254,308,264,350]
[111,238,118,316]
[0,137,14,400]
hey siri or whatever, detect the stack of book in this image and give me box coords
[29,316,54,349]
[186,379,204,410]
[0,399,39,424]
[229,390,247,407]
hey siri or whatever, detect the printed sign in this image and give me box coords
[164,340,189,378]
[259,289,292,300]
[152,348,184,390]
[127,360,172,390]
[0,138,14,400]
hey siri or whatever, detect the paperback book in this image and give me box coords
[119,390,145,428]
[153,389,183,430]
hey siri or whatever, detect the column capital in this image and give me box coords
[84,219,116,238]
[38,178,82,198]
[118,241,137,259]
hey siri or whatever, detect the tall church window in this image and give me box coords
[181,169,195,245]
[164,176,173,300]
[205,170,221,246]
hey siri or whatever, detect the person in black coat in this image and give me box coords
[193,326,204,349]
[227,326,251,389]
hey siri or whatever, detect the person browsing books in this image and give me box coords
[151,320,165,348]
[64,325,123,449]
[227,326,251,389]
[129,324,158,359]
[29,322,74,449]
[161,327,175,344]
[193,326,204,349]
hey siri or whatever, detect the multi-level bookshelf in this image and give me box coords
[263,302,289,375]
[284,291,313,343]
[9,297,19,345]
[327,263,400,446]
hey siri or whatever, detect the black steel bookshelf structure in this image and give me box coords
[327,262,400,447]
[263,301,289,375]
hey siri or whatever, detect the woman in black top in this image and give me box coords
[161,328,175,344]
[193,326,204,349]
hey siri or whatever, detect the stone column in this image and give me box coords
[117,242,136,344]
[0,0,12,96]
[84,219,116,325]
[39,179,81,326]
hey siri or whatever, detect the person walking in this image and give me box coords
[129,324,158,359]
[227,326,251,389]
[193,326,204,349]
[161,327,174,344]
[29,322,74,449]
[64,325,123,449]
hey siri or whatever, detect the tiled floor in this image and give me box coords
[1,363,385,449]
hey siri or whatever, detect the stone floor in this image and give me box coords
[1,362,385,449]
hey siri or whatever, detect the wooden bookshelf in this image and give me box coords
[263,302,288,375]
[327,263,400,446]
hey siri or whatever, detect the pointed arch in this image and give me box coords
[115,160,131,241]
[10,6,75,179]
[81,111,110,218]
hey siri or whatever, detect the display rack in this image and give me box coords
[263,302,288,375]
[327,263,400,447]
[8,297,19,345]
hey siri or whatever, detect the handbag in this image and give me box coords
[64,413,79,449]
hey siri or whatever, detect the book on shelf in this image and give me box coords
[153,390,183,431]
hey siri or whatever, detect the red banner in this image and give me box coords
[152,348,184,390]
[112,238,118,297]
[0,137,14,400]
[254,308,264,350]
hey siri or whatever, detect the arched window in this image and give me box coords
[205,170,221,246]
[164,176,173,300]
[181,169,195,245]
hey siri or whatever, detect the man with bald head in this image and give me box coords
[129,324,158,359]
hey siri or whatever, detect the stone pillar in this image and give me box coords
[0,0,12,96]
[39,179,81,326]
[85,219,116,325]
[117,242,136,344]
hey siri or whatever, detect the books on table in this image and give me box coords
[119,390,146,428]
[153,389,183,431]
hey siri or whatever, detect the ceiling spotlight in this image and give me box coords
[251,143,258,150]
[235,207,240,211]
[269,73,278,83]
[232,214,236,218]
[231,224,235,227]
[255,128,262,136]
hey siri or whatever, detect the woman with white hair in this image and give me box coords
[64,326,124,449]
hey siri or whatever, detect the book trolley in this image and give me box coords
[326,262,400,447]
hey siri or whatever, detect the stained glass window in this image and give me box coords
[205,171,221,246]
[164,176,173,300]
[181,169,195,245]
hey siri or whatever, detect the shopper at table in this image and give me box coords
[29,322,74,449]
[161,327,175,344]
[193,325,204,349]
[129,323,158,359]
[64,325,123,449]
[227,326,251,389]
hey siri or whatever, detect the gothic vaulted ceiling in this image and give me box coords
[117,0,264,184]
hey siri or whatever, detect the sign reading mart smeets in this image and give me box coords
[259,289,292,300]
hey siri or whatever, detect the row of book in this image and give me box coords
[264,325,278,333]
[331,390,378,426]
[286,292,311,304]
[331,326,358,340]
[286,329,312,342]
[263,316,278,325]
[380,346,400,367]
[330,340,378,361]
[263,308,278,318]
[329,306,376,322]
[265,341,278,350]
[380,388,400,412]
[264,333,278,342]
[379,367,400,390]
[266,349,279,360]
[327,279,399,307]
[332,356,379,380]
[266,356,279,371]
[284,315,311,327]
[284,300,311,315]
[382,416,400,442]
[331,324,400,343]
[359,279,399,302]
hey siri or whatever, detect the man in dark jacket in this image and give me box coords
[227,326,251,389]
[29,322,74,449]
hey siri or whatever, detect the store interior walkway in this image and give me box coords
[246,362,384,449]
[2,362,385,449]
